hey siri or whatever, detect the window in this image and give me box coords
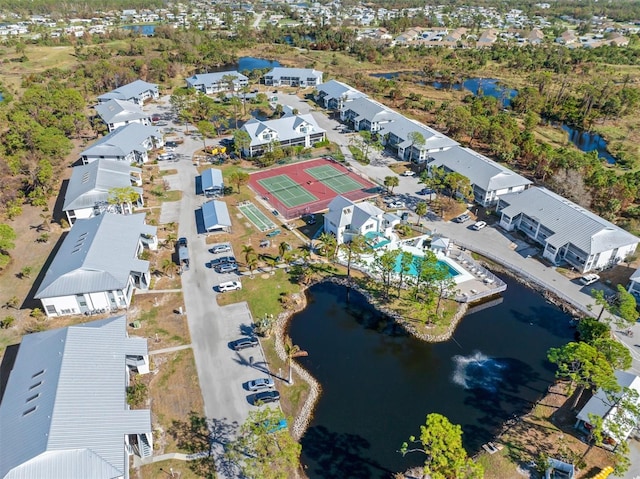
[45,305,56,315]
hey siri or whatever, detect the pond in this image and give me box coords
[208,57,281,75]
[288,277,574,478]
[561,124,616,164]
[122,24,155,36]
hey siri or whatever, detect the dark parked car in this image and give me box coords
[216,263,238,274]
[165,141,179,148]
[230,337,259,351]
[252,390,280,405]
[209,256,236,268]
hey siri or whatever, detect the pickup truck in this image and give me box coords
[164,136,184,145]
[177,237,189,271]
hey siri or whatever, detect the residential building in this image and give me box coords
[63,159,143,225]
[0,315,152,479]
[97,79,159,106]
[264,67,323,87]
[80,123,163,164]
[240,113,326,157]
[380,115,459,162]
[201,200,232,233]
[94,99,152,132]
[315,80,367,110]
[340,97,396,132]
[427,146,531,206]
[627,267,640,298]
[556,29,577,45]
[324,196,398,245]
[477,28,499,46]
[575,370,640,447]
[185,71,249,94]
[527,28,545,44]
[497,187,639,272]
[35,213,157,317]
[201,168,224,196]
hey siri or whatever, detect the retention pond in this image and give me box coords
[288,277,574,478]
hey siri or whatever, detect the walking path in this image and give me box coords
[149,344,192,355]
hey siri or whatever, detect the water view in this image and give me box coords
[289,277,574,478]
[122,24,156,36]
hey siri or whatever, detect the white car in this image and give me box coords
[579,274,600,286]
[401,170,416,177]
[472,221,487,230]
[388,201,406,209]
[218,280,242,292]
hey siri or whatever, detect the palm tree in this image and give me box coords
[165,232,177,249]
[339,235,366,279]
[247,256,258,279]
[161,258,174,278]
[284,336,307,385]
[242,244,256,264]
[279,241,290,259]
[415,202,428,226]
[317,233,337,262]
[384,175,399,194]
[266,256,277,275]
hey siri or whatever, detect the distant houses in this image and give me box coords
[0,315,153,478]
[35,213,157,317]
[97,79,159,106]
[264,67,323,87]
[94,99,152,132]
[239,113,326,157]
[80,123,163,164]
[186,71,249,94]
[497,187,639,273]
[62,159,143,225]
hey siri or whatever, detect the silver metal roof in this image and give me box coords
[81,123,161,159]
[201,168,224,191]
[63,160,142,212]
[0,315,151,479]
[342,97,397,124]
[202,200,231,231]
[379,116,459,152]
[35,213,155,299]
[94,99,149,125]
[186,71,248,88]
[316,80,367,102]
[265,67,323,80]
[97,79,158,102]
[428,146,531,191]
[325,196,382,230]
[242,114,325,147]
[499,187,638,255]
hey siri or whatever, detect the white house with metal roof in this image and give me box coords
[94,99,152,132]
[185,71,249,94]
[324,196,398,245]
[497,187,639,273]
[239,113,326,157]
[380,116,459,162]
[62,160,143,225]
[575,370,640,447]
[0,315,153,479]
[97,79,159,106]
[80,123,163,164]
[340,97,397,133]
[35,213,157,317]
[201,200,232,233]
[315,80,367,110]
[264,67,323,87]
[627,268,640,298]
[427,146,531,206]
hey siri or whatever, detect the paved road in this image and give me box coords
[144,98,275,475]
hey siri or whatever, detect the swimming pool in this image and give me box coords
[393,253,460,278]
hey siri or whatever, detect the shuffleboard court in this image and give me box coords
[238,202,276,232]
[304,165,366,194]
[257,175,318,209]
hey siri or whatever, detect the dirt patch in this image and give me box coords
[128,293,189,350]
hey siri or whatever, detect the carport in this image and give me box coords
[202,200,232,233]
[201,168,224,197]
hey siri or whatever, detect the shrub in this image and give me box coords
[1,316,15,329]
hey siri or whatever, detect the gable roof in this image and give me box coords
[94,99,149,125]
[0,315,150,479]
[428,146,532,191]
[202,200,231,231]
[265,67,323,79]
[35,213,155,299]
[343,97,397,124]
[81,123,160,159]
[379,115,459,152]
[241,114,324,147]
[186,71,248,88]
[499,187,639,255]
[63,160,142,211]
[325,196,382,230]
[316,80,367,102]
[201,168,224,191]
[97,79,157,102]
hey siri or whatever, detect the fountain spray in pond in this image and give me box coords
[452,351,506,392]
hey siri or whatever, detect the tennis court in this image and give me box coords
[257,174,318,208]
[238,202,277,232]
[304,165,366,194]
